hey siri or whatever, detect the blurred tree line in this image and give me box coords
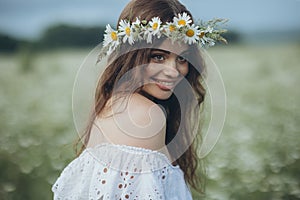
[0,24,241,53]
[0,24,105,52]
[38,24,104,49]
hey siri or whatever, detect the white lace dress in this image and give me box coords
[52,143,193,200]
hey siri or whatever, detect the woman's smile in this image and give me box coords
[150,77,179,90]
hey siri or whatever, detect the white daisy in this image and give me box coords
[149,17,162,36]
[118,19,135,45]
[143,28,154,43]
[173,12,192,28]
[163,22,177,37]
[206,26,214,33]
[201,36,215,47]
[103,24,120,54]
[132,17,141,29]
[132,17,143,40]
[200,26,215,47]
[183,24,200,45]
[143,17,162,43]
[198,31,205,39]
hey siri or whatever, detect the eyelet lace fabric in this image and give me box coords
[52,143,193,200]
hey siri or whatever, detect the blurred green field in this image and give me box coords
[0,43,299,199]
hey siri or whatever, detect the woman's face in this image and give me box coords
[142,39,189,100]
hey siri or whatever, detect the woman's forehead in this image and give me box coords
[155,39,189,55]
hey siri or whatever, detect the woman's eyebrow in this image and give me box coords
[151,48,190,56]
[151,49,171,54]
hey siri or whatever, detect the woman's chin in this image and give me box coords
[141,83,176,100]
[146,91,173,100]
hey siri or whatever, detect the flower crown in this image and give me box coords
[100,12,228,59]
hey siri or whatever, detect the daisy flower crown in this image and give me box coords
[100,12,228,59]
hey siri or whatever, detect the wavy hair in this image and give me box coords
[76,0,207,193]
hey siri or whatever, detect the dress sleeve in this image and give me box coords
[52,143,193,200]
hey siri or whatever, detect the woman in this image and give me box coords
[52,0,227,199]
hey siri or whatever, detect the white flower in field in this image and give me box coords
[103,24,120,54]
[183,24,200,45]
[118,20,135,45]
[173,12,192,28]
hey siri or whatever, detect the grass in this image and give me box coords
[0,43,299,199]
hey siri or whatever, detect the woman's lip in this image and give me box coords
[151,78,178,90]
[156,82,172,91]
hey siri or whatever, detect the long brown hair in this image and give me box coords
[76,0,207,193]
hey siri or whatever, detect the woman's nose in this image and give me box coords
[163,59,179,78]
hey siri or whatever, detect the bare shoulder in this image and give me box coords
[94,93,167,150]
[127,93,166,126]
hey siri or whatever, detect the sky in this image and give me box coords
[0,0,299,40]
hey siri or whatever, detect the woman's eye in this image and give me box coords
[177,56,187,63]
[151,54,164,62]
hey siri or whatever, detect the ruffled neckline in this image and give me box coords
[81,143,180,172]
